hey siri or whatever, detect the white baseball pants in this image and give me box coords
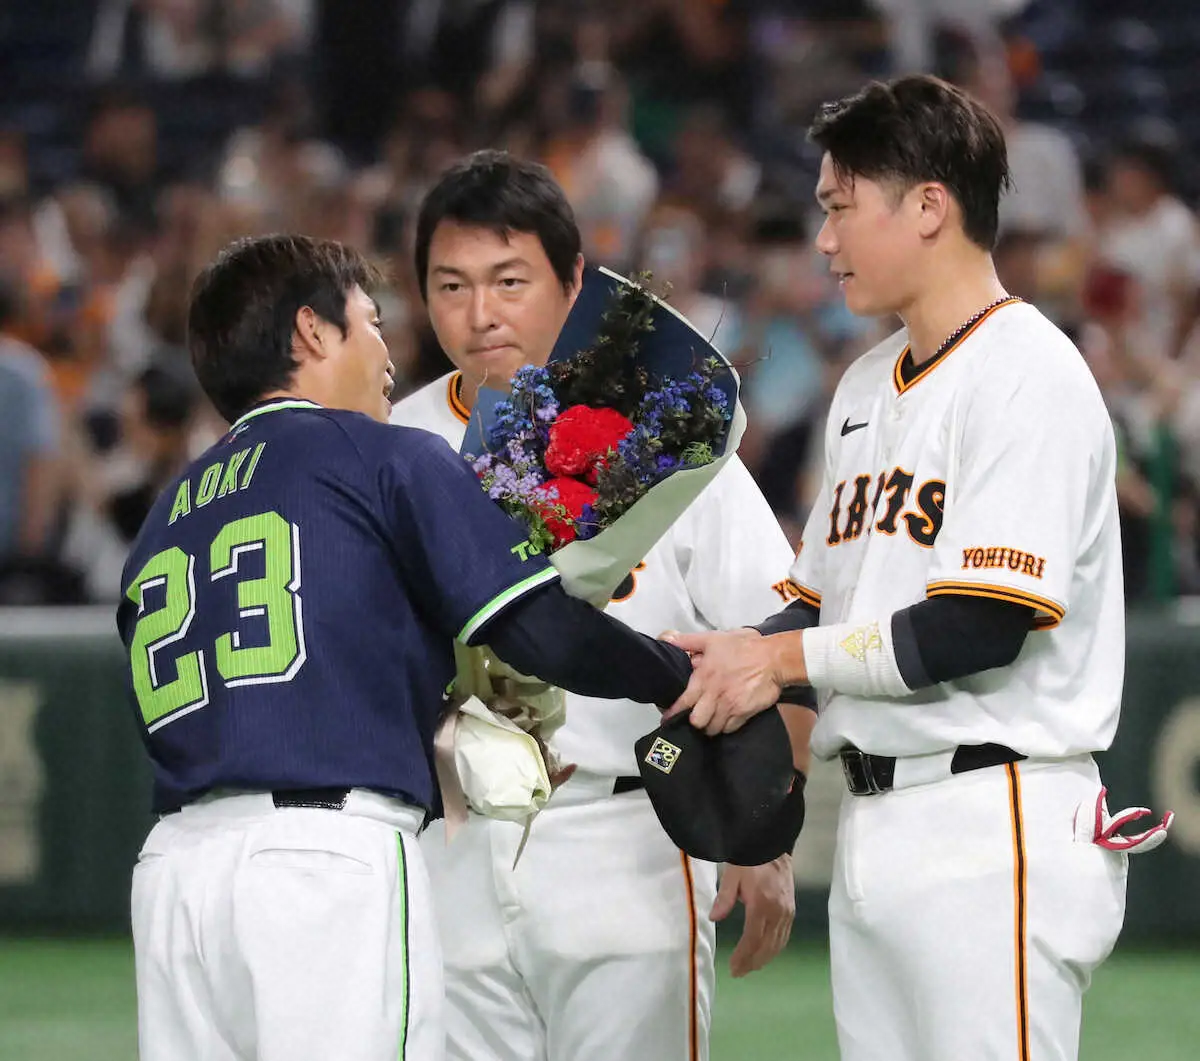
[830,756,1128,1061]
[131,791,443,1061]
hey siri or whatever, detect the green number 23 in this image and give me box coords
[125,511,306,731]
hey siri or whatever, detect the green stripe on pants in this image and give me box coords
[397,833,410,1060]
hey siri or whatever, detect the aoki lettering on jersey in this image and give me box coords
[827,466,945,549]
[961,546,1047,579]
[168,443,267,525]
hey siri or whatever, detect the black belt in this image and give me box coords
[272,787,351,810]
[839,743,1026,796]
[612,775,645,795]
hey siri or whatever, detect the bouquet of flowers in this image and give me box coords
[436,266,745,846]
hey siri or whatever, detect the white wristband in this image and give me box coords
[802,619,911,698]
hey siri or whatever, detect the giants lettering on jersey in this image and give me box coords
[826,467,945,549]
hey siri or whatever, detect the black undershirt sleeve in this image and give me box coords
[480,582,693,708]
[750,594,1034,690]
[891,595,1033,688]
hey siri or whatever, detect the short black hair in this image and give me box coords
[808,74,1011,250]
[414,150,581,301]
[187,234,382,423]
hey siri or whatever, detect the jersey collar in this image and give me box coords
[229,398,323,432]
[893,297,1022,395]
[446,372,470,425]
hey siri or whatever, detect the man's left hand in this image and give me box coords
[709,856,796,977]
[661,628,780,735]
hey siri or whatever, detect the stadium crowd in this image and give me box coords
[2,0,1200,605]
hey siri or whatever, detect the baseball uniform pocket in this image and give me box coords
[246,814,381,875]
[248,846,375,874]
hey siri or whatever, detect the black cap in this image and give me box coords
[635,707,806,865]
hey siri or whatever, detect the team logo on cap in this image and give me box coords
[645,737,682,774]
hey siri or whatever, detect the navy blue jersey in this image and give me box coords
[116,399,557,813]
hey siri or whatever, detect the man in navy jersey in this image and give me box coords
[116,234,693,1061]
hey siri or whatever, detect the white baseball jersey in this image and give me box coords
[790,298,1125,761]
[392,371,798,775]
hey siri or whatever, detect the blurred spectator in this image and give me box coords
[993,227,1044,304]
[0,279,63,566]
[313,0,532,161]
[106,358,200,539]
[0,196,66,358]
[80,87,162,231]
[4,0,1199,608]
[87,0,311,81]
[608,0,750,159]
[87,0,217,80]
[735,208,867,472]
[1095,130,1200,362]
[218,73,346,228]
[636,204,740,353]
[941,30,1089,318]
[62,356,200,600]
[32,183,115,290]
[401,0,535,111]
[866,0,1030,74]
[542,63,658,270]
[663,105,760,221]
[220,0,313,78]
[0,132,29,199]
[745,4,888,173]
[359,88,466,255]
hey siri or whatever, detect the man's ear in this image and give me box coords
[292,305,328,363]
[567,253,585,309]
[915,182,952,240]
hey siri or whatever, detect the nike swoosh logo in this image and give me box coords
[841,418,869,436]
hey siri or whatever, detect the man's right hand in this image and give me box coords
[660,628,785,735]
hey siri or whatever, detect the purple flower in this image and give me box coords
[576,503,601,541]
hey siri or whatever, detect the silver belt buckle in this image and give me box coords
[841,748,883,795]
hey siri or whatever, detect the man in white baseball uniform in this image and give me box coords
[392,150,813,1061]
[668,76,1171,1061]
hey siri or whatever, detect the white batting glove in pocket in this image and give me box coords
[1073,786,1175,854]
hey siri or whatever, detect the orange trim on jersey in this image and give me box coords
[609,561,647,604]
[926,580,1065,628]
[892,298,1023,395]
[1006,762,1031,1061]
[794,584,822,610]
[446,372,470,425]
[680,852,699,1061]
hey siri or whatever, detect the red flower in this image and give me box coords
[536,477,598,547]
[545,405,634,484]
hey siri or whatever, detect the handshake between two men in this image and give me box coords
[661,626,807,736]
[631,625,813,871]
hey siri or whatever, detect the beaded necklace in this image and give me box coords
[899,295,1022,386]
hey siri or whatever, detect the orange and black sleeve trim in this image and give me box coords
[927,579,1065,629]
[446,371,470,425]
[794,583,821,610]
